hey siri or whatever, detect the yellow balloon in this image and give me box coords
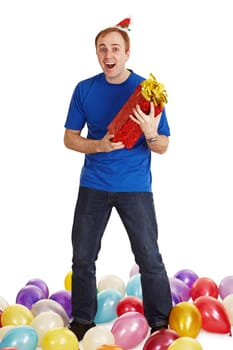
[64,271,72,291]
[1,304,34,326]
[168,336,203,350]
[30,311,64,346]
[169,302,202,338]
[82,326,115,350]
[41,327,78,350]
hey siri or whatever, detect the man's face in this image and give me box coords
[96,31,130,83]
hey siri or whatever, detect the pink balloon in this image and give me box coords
[143,328,179,350]
[129,263,140,277]
[111,311,149,349]
[219,276,233,300]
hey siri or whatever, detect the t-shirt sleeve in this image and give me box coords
[158,108,171,136]
[64,84,86,131]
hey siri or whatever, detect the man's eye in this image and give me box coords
[100,47,107,53]
[112,47,119,53]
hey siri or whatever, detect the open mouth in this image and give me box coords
[105,63,115,69]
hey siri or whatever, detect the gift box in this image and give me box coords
[108,73,168,149]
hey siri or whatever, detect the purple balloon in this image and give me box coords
[169,277,190,301]
[219,275,233,300]
[171,291,182,306]
[49,290,72,318]
[174,269,199,288]
[16,285,46,309]
[26,278,49,298]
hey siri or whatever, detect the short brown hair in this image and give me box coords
[95,27,130,52]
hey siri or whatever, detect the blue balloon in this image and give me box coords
[126,273,142,299]
[0,325,38,350]
[94,288,123,323]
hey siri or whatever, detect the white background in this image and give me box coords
[1,0,233,349]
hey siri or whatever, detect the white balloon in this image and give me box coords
[31,311,64,346]
[83,326,115,350]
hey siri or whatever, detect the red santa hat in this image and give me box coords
[115,18,131,31]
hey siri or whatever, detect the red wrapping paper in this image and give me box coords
[108,75,167,149]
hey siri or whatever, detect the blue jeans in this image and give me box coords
[71,187,172,328]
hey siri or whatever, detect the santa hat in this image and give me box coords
[115,17,131,31]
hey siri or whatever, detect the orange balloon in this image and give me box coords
[97,345,123,350]
[169,302,202,338]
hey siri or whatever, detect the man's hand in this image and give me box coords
[98,132,125,152]
[129,102,161,139]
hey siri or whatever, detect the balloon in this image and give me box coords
[16,285,45,309]
[98,274,126,296]
[190,277,218,301]
[126,274,142,299]
[111,311,149,349]
[0,325,38,350]
[169,278,190,302]
[1,304,33,326]
[219,275,233,300]
[64,271,72,291]
[0,297,9,311]
[82,326,115,350]
[97,345,123,350]
[49,290,72,319]
[0,347,18,350]
[194,295,231,335]
[26,278,49,298]
[169,301,202,338]
[129,263,140,277]
[94,289,123,323]
[116,296,144,316]
[31,299,69,326]
[41,327,78,350]
[167,336,203,350]
[143,328,179,350]
[0,326,15,341]
[223,294,233,325]
[174,269,199,289]
[30,311,64,346]
[171,292,182,306]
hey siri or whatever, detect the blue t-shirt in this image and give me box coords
[64,71,170,192]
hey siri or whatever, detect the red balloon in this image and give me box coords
[190,277,219,301]
[143,328,179,350]
[116,296,144,316]
[194,295,231,335]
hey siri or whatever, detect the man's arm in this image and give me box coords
[129,102,169,154]
[64,129,125,154]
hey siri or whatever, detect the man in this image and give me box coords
[64,20,172,341]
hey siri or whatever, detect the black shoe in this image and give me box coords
[68,320,96,341]
[150,324,168,335]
